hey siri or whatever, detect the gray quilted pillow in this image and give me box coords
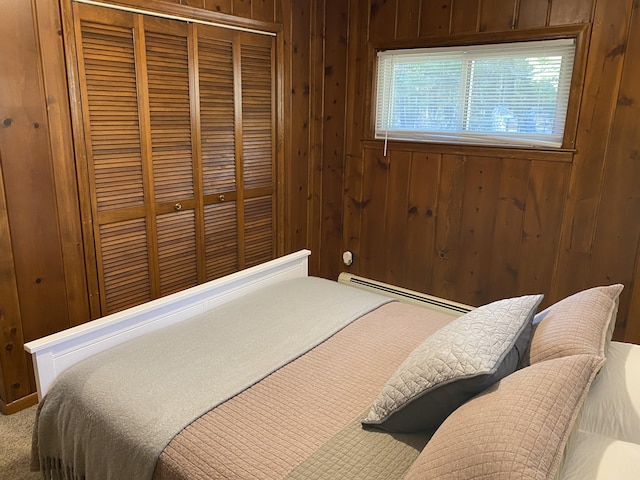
[362,294,543,433]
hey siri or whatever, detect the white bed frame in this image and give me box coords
[24,249,311,400]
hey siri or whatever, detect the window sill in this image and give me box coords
[362,139,575,163]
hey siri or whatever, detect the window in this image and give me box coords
[375,39,576,148]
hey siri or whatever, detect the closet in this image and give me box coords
[68,2,278,315]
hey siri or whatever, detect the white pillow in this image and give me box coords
[576,341,640,443]
[558,430,640,480]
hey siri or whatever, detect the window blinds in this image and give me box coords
[375,39,576,148]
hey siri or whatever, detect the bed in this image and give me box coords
[24,250,640,479]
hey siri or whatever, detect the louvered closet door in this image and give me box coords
[72,3,277,316]
[75,6,153,313]
[197,26,277,276]
[240,35,276,268]
[144,18,200,297]
[198,28,240,280]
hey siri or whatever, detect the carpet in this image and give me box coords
[0,405,40,480]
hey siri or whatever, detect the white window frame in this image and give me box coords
[375,38,577,149]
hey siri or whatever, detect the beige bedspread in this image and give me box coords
[33,277,392,480]
[154,302,456,479]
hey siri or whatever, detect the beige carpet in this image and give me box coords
[0,405,40,480]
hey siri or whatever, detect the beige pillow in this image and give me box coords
[404,354,605,480]
[525,284,623,365]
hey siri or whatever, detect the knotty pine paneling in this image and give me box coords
[191,0,277,21]
[354,145,571,309]
[586,0,640,337]
[450,0,480,34]
[358,148,390,282]
[317,0,349,281]
[334,0,640,343]
[307,0,325,275]
[384,150,412,286]
[286,0,312,254]
[517,161,570,296]
[431,154,466,301]
[0,155,32,409]
[552,1,635,321]
[0,3,72,342]
[549,0,594,25]
[340,0,371,284]
[486,158,529,300]
[453,156,504,307]
[403,152,440,294]
[517,1,551,28]
[478,0,517,32]
[369,0,596,41]
[419,0,451,36]
[369,0,397,42]
[396,0,421,39]
[0,0,74,410]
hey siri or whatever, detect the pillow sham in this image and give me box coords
[525,284,623,366]
[557,430,640,480]
[362,294,543,433]
[576,341,640,444]
[403,354,605,480]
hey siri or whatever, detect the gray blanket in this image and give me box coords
[34,277,391,480]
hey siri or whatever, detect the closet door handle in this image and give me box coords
[174,202,182,211]
[219,194,225,202]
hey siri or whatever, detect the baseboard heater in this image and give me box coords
[338,273,474,317]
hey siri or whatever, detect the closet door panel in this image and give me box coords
[78,10,144,212]
[75,6,152,315]
[240,38,274,190]
[145,24,195,204]
[198,29,236,196]
[99,218,151,313]
[156,210,198,296]
[204,202,239,280]
[239,33,276,269]
[244,195,274,268]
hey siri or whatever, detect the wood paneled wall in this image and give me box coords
[308,0,640,343]
[0,0,77,412]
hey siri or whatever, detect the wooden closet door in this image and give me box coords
[70,3,278,315]
[74,6,153,314]
[238,33,277,268]
[143,18,201,296]
[197,27,240,280]
[197,25,277,277]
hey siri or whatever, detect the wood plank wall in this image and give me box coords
[0,0,76,412]
[310,0,640,343]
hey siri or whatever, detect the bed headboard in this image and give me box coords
[24,250,311,400]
